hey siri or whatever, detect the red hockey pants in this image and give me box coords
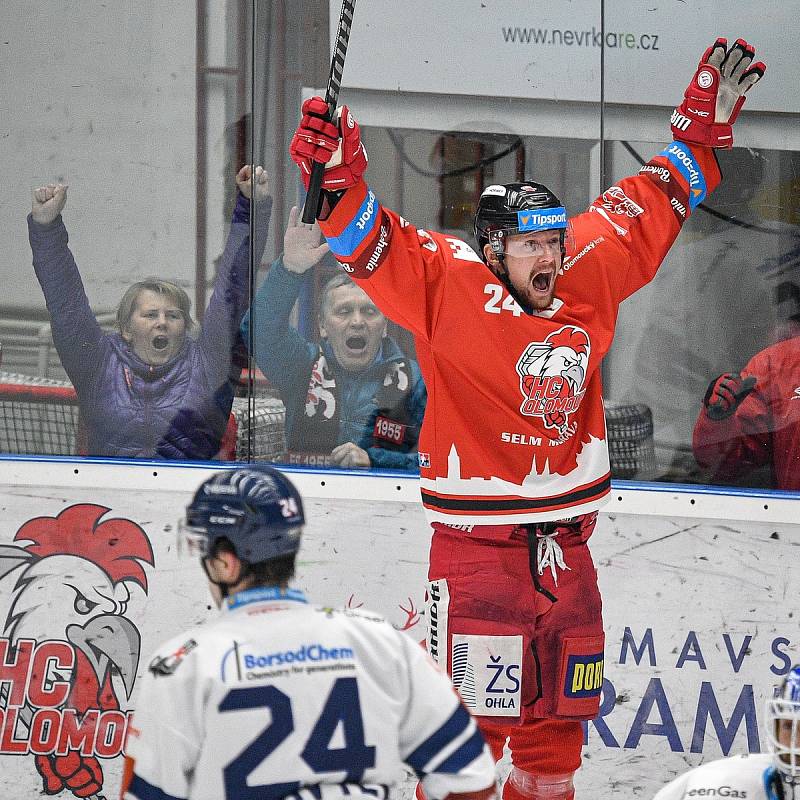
[426,514,604,778]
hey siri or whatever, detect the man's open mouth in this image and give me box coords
[345,335,367,352]
[153,335,169,350]
[530,270,553,293]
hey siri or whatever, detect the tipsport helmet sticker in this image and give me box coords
[517,207,568,231]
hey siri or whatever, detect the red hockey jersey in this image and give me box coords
[693,336,800,490]
[320,142,720,524]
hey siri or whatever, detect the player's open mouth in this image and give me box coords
[530,270,554,293]
[345,335,367,352]
[153,336,169,350]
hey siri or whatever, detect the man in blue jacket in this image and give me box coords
[242,205,426,471]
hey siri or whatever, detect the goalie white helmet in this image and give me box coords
[766,664,800,796]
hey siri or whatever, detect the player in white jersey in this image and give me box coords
[121,465,497,800]
[653,666,800,800]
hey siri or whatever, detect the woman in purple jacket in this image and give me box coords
[27,166,272,460]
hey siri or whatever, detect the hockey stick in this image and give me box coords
[301,0,357,224]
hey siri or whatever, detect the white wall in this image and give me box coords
[0,1,196,312]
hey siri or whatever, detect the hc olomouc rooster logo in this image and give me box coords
[0,504,154,799]
[516,325,591,440]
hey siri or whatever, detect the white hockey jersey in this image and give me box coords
[653,754,783,800]
[122,587,495,800]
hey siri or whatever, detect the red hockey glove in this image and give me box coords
[703,372,757,420]
[671,38,765,148]
[290,96,368,191]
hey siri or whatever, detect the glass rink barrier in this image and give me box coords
[1,2,800,799]
[3,1,799,487]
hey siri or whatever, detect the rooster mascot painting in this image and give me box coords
[0,503,154,799]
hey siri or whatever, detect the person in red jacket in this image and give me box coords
[693,336,800,490]
[289,39,764,800]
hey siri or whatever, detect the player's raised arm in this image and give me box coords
[692,364,772,484]
[290,97,454,342]
[581,37,765,304]
[291,97,367,204]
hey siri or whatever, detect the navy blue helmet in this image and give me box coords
[183,466,304,564]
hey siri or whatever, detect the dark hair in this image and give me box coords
[212,539,296,587]
[249,555,296,586]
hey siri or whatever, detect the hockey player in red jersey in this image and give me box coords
[693,336,800,490]
[289,38,765,799]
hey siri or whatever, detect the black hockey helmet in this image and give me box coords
[181,465,304,565]
[474,182,569,262]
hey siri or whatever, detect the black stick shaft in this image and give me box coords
[301,0,356,223]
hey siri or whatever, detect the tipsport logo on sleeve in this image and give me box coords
[660,143,707,210]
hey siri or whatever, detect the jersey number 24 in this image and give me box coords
[219,676,377,800]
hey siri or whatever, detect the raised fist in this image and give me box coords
[31,183,68,225]
[671,37,765,148]
[289,96,367,191]
[703,372,757,420]
[35,752,103,798]
[235,164,270,201]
